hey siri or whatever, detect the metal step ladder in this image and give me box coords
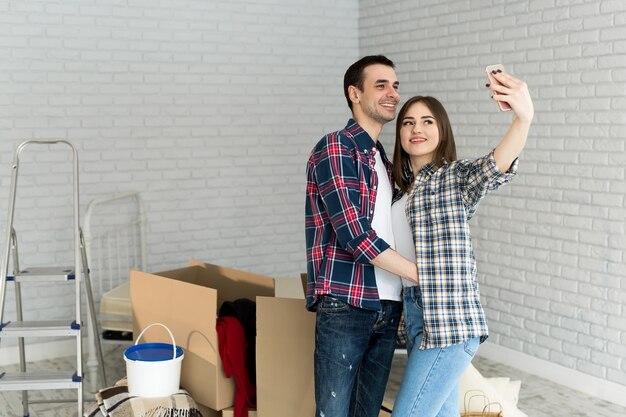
[0,140,107,416]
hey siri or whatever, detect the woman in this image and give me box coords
[390,70,534,417]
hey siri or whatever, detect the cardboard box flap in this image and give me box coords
[188,260,275,301]
[131,270,218,362]
[132,268,229,408]
[256,296,315,417]
[152,265,207,285]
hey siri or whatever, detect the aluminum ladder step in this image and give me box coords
[7,266,75,282]
[0,320,80,337]
[0,371,81,391]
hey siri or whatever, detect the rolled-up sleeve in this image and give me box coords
[458,150,518,214]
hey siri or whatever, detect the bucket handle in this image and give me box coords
[135,323,177,360]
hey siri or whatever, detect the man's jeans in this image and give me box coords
[391,286,479,417]
[314,295,401,417]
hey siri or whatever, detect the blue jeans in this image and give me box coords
[392,286,479,417]
[315,295,402,417]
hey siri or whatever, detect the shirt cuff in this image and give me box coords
[348,231,390,264]
[486,150,518,184]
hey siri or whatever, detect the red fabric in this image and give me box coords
[216,316,256,417]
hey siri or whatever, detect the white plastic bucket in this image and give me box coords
[123,323,184,397]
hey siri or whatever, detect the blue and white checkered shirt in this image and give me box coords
[405,151,517,349]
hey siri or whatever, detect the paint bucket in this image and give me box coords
[124,323,184,397]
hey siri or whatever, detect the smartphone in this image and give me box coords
[485,64,511,111]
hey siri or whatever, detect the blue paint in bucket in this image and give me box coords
[125,343,184,362]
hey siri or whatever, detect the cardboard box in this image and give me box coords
[256,296,315,417]
[379,399,393,416]
[221,407,257,417]
[131,261,317,416]
[131,260,275,411]
[196,403,220,417]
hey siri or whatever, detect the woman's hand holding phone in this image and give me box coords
[486,64,512,111]
[485,64,534,123]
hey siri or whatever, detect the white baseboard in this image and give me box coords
[0,339,77,366]
[477,341,626,408]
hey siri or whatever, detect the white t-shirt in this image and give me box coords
[371,151,403,301]
[391,193,417,287]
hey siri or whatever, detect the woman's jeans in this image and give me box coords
[391,286,479,417]
[315,295,402,417]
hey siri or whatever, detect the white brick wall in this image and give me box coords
[361,0,626,389]
[0,0,358,345]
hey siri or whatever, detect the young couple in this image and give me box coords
[304,55,533,417]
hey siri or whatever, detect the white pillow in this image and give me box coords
[459,364,527,417]
[486,377,521,406]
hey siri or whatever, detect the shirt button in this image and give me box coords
[364,149,368,154]
[373,185,377,190]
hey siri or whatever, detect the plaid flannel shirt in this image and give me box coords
[305,119,393,311]
[405,151,517,349]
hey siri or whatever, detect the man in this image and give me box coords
[305,55,419,417]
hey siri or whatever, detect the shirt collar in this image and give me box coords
[419,162,436,176]
[419,157,449,176]
[345,119,377,151]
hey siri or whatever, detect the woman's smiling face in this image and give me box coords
[400,101,440,171]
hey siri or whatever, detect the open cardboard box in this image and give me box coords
[130,261,316,416]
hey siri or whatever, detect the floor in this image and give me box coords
[1,346,626,417]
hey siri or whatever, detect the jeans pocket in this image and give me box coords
[317,295,351,313]
[463,337,479,357]
[412,287,424,309]
[415,293,424,309]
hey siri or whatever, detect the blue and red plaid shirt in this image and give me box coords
[305,119,394,311]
